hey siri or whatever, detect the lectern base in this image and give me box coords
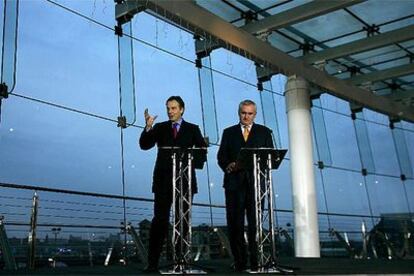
[160,268,207,274]
[247,264,294,274]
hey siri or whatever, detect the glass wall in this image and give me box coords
[0,0,413,268]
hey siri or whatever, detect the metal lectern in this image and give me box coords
[160,146,207,275]
[238,148,292,274]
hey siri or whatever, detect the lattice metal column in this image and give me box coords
[245,148,292,274]
[285,75,320,257]
[161,147,206,275]
[171,150,193,270]
[253,152,278,271]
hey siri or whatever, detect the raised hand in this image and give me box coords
[144,108,158,130]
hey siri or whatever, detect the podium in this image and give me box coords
[159,146,207,274]
[237,148,292,274]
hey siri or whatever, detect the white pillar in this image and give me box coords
[284,75,320,257]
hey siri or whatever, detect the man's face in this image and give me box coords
[239,104,256,126]
[167,100,184,122]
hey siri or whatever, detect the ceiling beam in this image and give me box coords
[386,89,414,102]
[303,25,414,64]
[348,63,414,85]
[194,0,365,56]
[115,0,414,123]
[241,0,365,35]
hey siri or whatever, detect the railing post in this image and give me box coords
[27,192,39,269]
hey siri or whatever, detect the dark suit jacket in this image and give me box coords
[139,120,207,194]
[217,123,274,190]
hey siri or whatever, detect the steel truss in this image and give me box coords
[161,147,207,275]
[247,148,293,274]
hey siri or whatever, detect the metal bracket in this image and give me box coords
[0,83,9,99]
[114,25,123,36]
[361,168,368,176]
[117,116,127,128]
[195,38,219,59]
[363,24,380,37]
[317,161,324,169]
[350,101,363,114]
[256,65,276,83]
[300,41,315,55]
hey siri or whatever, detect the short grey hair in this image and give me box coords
[238,99,257,113]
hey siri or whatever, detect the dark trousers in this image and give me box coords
[147,188,192,267]
[225,179,258,269]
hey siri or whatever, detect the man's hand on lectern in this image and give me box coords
[226,162,237,173]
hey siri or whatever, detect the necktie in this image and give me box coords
[172,123,178,138]
[243,125,249,142]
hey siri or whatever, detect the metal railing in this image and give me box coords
[1,181,413,271]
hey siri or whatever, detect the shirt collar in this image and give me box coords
[240,123,253,131]
[172,118,183,126]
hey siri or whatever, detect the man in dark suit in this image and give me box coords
[217,99,274,272]
[139,96,207,272]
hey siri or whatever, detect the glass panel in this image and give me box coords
[198,56,219,144]
[271,74,289,150]
[314,167,329,214]
[275,211,294,257]
[37,192,125,228]
[324,108,361,170]
[403,179,414,214]
[210,48,257,87]
[205,145,225,206]
[15,0,118,118]
[122,125,154,199]
[363,109,389,125]
[366,118,400,176]
[311,99,332,165]
[195,0,241,23]
[260,81,282,148]
[402,121,414,131]
[0,187,33,224]
[324,214,375,258]
[118,22,136,125]
[50,0,115,27]
[1,187,127,267]
[268,32,299,53]
[348,0,414,29]
[0,0,4,57]
[403,125,414,173]
[322,168,370,216]
[392,122,413,178]
[0,96,122,195]
[365,175,410,216]
[213,68,263,133]
[132,12,197,62]
[353,112,375,173]
[1,0,19,92]
[125,199,153,228]
[133,37,202,129]
[320,93,351,115]
[273,159,292,211]
[209,57,264,206]
[292,9,363,43]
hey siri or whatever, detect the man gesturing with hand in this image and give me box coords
[139,96,207,273]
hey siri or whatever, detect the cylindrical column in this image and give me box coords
[285,75,320,257]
